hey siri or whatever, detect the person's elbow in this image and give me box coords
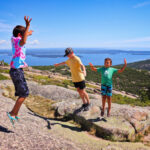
[81,64,85,69]
[81,64,85,68]
[20,40,26,46]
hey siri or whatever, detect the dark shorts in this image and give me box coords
[73,80,86,89]
[101,84,112,96]
[9,68,29,97]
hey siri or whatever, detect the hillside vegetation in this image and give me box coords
[33,65,150,97]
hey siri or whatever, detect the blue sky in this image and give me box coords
[0,0,150,50]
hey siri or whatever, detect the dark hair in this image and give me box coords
[13,25,26,37]
[105,58,112,64]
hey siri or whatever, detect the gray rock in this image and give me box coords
[0,86,81,150]
[51,97,150,142]
[1,80,150,143]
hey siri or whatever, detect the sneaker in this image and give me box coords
[81,103,86,108]
[84,103,90,111]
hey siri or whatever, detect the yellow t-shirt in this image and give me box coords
[65,56,85,82]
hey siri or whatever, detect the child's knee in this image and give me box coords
[102,95,107,99]
[80,89,85,94]
[78,89,84,94]
[107,96,111,100]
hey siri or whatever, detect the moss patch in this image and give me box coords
[25,73,74,88]
[0,73,9,80]
[2,85,56,118]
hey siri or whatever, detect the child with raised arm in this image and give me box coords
[7,16,33,125]
[89,58,127,117]
[54,47,90,111]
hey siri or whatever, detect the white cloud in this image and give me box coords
[27,40,39,45]
[0,40,11,49]
[133,1,150,8]
[0,40,7,44]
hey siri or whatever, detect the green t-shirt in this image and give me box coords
[97,67,118,86]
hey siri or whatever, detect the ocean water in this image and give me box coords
[0,48,150,66]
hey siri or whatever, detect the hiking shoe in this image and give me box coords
[84,103,91,111]
[81,103,87,108]
[77,103,87,112]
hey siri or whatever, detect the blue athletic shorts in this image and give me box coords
[9,68,29,97]
[101,84,112,96]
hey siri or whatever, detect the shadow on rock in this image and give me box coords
[73,106,84,115]
[28,112,82,132]
[28,112,51,129]
[88,117,107,122]
[0,125,14,133]
[50,122,82,132]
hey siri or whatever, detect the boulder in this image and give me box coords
[52,99,150,142]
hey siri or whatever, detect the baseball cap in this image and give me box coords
[64,47,73,57]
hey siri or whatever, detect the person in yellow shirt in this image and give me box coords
[54,47,90,111]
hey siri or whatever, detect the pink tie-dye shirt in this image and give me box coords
[10,36,28,69]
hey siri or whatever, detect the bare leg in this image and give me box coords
[77,88,86,104]
[102,95,106,115]
[82,89,90,104]
[107,96,111,116]
[10,97,26,117]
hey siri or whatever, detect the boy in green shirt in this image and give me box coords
[89,58,127,117]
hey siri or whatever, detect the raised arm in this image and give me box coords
[89,63,97,72]
[54,62,66,67]
[118,59,127,73]
[20,16,33,46]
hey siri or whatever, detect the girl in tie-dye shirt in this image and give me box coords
[10,36,28,68]
[7,16,33,126]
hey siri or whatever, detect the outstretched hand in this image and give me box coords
[89,62,97,71]
[24,16,32,26]
[89,62,93,67]
[28,30,34,36]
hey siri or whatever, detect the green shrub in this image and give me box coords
[112,94,150,106]
[0,69,9,73]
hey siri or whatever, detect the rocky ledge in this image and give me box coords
[22,81,150,142]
